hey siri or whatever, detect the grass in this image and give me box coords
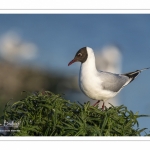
[1,91,149,136]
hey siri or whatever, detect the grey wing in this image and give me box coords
[100,72,130,92]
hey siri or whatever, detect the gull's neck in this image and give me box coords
[80,47,98,75]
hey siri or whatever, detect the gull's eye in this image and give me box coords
[78,53,82,57]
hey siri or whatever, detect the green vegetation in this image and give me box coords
[1,91,149,136]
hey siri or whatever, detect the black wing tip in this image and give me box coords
[123,67,150,84]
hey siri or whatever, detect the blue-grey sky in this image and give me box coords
[0,14,150,134]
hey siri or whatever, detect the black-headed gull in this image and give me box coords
[68,47,149,109]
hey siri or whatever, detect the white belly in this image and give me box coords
[79,73,117,101]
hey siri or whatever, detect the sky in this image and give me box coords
[0,14,150,134]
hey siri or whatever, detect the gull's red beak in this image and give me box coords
[68,59,77,66]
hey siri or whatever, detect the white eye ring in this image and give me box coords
[78,53,82,56]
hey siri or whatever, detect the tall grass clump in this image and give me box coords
[1,91,148,136]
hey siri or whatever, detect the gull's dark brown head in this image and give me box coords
[68,47,88,66]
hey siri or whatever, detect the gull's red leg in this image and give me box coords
[92,100,100,107]
[102,102,105,110]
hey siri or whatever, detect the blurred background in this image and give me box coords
[0,14,150,134]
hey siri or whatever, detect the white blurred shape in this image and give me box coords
[95,45,122,108]
[0,31,38,63]
[96,45,122,74]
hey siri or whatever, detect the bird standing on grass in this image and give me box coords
[68,47,149,110]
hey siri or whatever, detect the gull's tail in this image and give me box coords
[122,67,150,83]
